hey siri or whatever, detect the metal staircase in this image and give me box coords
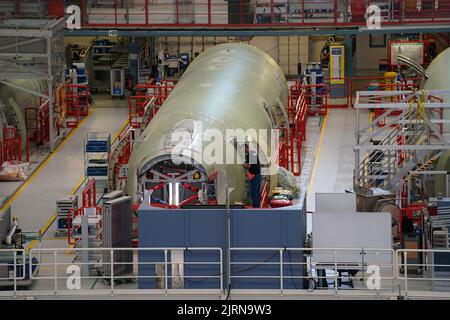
[355,109,426,194]
[354,89,450,196]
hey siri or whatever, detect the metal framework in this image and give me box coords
[2,246,450,299]
[78,0,450,29]
[0,18,65,151]
[354,89,450,195]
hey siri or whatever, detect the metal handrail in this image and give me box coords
[1,247,450,298]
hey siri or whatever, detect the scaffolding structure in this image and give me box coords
[0,17,65,151]
[354,89,450,197]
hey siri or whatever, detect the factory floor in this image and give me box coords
[2,97,128,238]
[307,107,370,212]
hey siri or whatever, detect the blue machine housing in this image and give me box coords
[137,199,307,290]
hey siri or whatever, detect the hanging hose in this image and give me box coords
[397,54,429,80]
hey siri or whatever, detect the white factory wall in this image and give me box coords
[156,36,309,76]
[249,36,309,76]
[355,34,390,76]
[68,35,439,78]
[156,36,232,59]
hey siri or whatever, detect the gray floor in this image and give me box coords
[307,108,370,212]
[8,105,128,234]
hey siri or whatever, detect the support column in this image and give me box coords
[48,80,55,152]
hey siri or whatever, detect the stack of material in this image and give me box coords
[102,196,133,277]
[56,196,78,233]
[0,161,29,181]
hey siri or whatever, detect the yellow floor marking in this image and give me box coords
[2,110,95,211]
[307,112,329,198]
[23,111,96,250]
[112,118,130,143]
[29,115,129,251]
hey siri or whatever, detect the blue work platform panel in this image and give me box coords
[137,204,307,290]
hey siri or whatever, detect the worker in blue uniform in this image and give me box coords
[244,144,261,208]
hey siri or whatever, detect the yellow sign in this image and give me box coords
[329,45,345,85]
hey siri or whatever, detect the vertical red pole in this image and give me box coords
[240,0,243,25]
[400,0,404,23]
[82,0,86,26]
[25,136,29,162]
[432,0,435,21]
[145,0,148,25]
[270,0,274,24]
[208,0,211,25]
[302,0,304,24]
[114,0,118,25]
[93,179,96,207]
[334,0,337,25]
[15,0,20,17]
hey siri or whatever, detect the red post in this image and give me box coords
[15,0,20,17]
[302,0,304,24]
[81,0,86,25]
[334,0,337,24]
[240,0,243,25]
[270,0,274,24]
[26,136,30,163]
[145,0,148,25]
[114,0,118,25]
[208,0,211,25]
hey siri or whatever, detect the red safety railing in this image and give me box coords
[129,82,175,128]
[296,83,328,116]
[25,98,50,147]
[82,178,97,208]
[129,95,151,128]
[292,90,308,176]
[67,206,102,245]
[278,127,290,171]
[67,178,101,245]
[65,83,89,128]
[78,0,450,29]
[2,127,22,163]
[113,127,133,190]
[279,83,309,176]
[260,180,270,208]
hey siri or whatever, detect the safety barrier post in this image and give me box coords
[13,251,17,297]
[26,136,30,163]
[110,249,114,295]
[403,251,408,298]
[208,0,211,24]
[334,251,338,295]
[280,249,283,293]
[54,251,58,296]
[144,0,148,25]
[164,249,168,294]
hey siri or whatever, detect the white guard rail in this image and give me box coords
[1,247,450,298]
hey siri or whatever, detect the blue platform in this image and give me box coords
[137,200,307,290]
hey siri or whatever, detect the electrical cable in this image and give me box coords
[226,284,231,300]
[286,249,298,290]
[184,251,279,285]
